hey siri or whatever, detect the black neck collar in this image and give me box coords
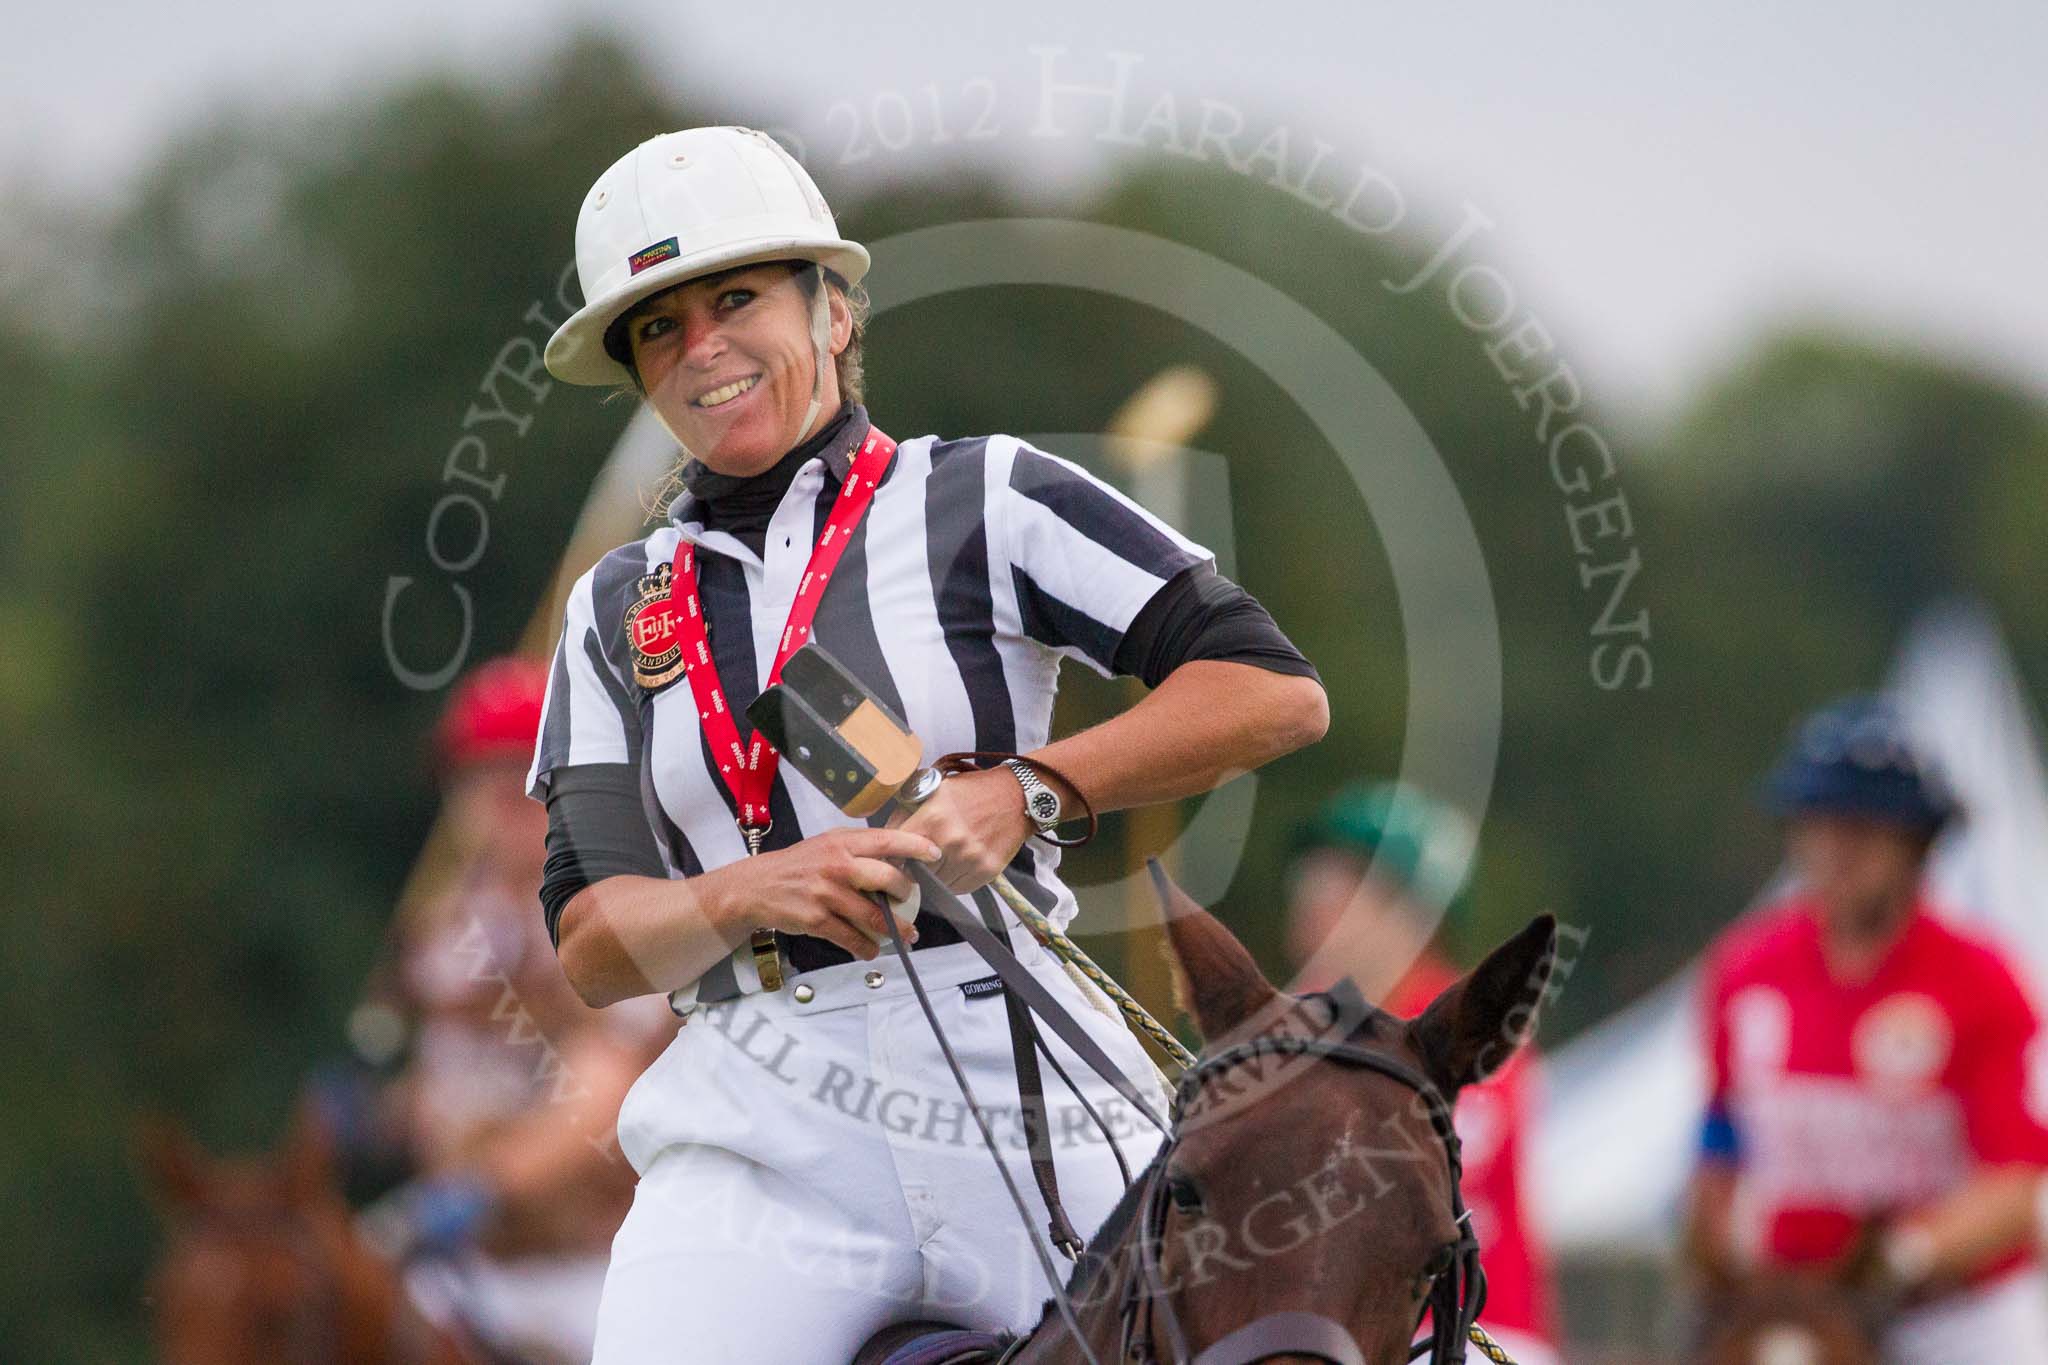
[669,402,867,530]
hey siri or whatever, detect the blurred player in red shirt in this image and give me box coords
[375,658,670,1363]
[1286,781,1562,1365]
[1686,694,2048,1360]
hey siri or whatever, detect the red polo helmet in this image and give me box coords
[434,656,549,774]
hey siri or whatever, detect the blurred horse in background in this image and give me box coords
[137,1100,479,1365]
[1695,1231,1893,1365]
[1697,1273,1882,1365]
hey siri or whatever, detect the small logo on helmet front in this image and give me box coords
[628,237,681,276]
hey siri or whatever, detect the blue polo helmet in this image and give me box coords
[1762,693,1959,834]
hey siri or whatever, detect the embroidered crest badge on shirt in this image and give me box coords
[626,560,686,690]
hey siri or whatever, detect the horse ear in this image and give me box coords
[1150,860,1278,1043]
[280,1094,337,1206]
[135,1112,210,1213]
[1408,914,1558,1096]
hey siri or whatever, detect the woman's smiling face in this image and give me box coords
[624,260,852,476]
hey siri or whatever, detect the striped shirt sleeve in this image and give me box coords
[1000,439,1213,678]
[527,560,642,800]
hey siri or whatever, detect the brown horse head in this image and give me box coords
[138,1099,465,1365]
[1132,876,1559,1364]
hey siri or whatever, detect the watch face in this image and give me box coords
[1029,790,1060,823]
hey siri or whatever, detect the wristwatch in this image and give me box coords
[1002,758,1064,837]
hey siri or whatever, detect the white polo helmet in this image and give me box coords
[544,126,869,387]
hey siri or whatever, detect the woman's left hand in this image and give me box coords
[891,768,1033,892]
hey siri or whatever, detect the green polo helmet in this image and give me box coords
[1291,780,1478,919]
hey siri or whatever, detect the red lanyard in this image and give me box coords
[667,425,896,846]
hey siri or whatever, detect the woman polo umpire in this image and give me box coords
[529,125,1328,1362]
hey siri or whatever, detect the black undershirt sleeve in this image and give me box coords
[1111,563,1320,688]
[539,763,667,948]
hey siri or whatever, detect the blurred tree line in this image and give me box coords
[3,30,2044,1360]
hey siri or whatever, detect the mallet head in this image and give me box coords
[748,642,925,816]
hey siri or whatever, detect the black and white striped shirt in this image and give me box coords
[528,404,1212,1007]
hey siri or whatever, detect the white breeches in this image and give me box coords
[592,929,1170,1365]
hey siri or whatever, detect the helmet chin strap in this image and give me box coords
[797,260,833,442]
[651,261,836,486]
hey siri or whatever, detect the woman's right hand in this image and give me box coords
[709,827,941,961]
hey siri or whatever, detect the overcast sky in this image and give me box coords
[6,0,2044,420]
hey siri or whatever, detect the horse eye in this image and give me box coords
[1165,1173,1204,1215]
[1420,1244,1457,1281]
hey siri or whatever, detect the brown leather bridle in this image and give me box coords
[1117,988,1486,1365]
